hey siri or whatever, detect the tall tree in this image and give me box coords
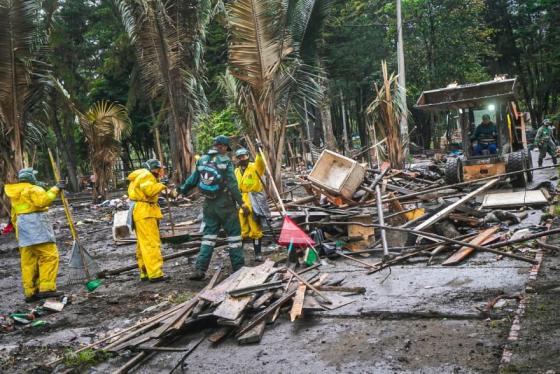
[0,0,47,182]
[117,0,210,183]
[486,0,560,124]
[225,0,323,190]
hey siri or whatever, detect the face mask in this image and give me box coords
[239,159,249,167]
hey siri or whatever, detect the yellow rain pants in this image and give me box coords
[127,169,166,279]
[4,182,61,297]
[20,243,59,297]
[235,154,265,240]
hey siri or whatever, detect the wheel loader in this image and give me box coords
[416,78,532,187]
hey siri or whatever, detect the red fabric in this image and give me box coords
[277,216,315,248]
[1,223,13,235]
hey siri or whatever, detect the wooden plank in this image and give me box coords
[252,291,275,309]
[289,283,306,322]
[346,216,375,251]
[198,267,250,304]
[442,227,501,266]
[213,261,275,320]
[482,190,548,208]
[302,295,326,311]
[413,178,499,239]
[217,315,244,326]
[237,321,266,344]
[208,327,232,344]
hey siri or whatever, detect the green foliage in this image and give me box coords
[63,348,111,369]
[194,107,241,153]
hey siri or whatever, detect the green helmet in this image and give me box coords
[213,135,232,151]
[144,159,163,171]
[235,148,249,157]
[18,168,38,184]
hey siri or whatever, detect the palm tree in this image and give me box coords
[367,61,408,169]
[80,101,131,202]
[116,0,210,183]
[224,0,326,191]
[0,0,46,182]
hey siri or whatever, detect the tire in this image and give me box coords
[524,149,534,182]
[444,157,463,184]
[507,151,528,188]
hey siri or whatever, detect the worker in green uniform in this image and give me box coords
[177,135,248,280]
[533,119,557,167]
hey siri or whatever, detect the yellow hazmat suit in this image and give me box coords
[235,153,265,240]
[4,183,61,298]
[127,169,166,280]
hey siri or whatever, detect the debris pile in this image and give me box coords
[50,260,362,371]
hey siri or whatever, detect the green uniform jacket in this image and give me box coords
[473,122,497,144]
[534,126,555,147]
[178,150,244,206]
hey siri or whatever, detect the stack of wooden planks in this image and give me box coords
[76,260,359,372]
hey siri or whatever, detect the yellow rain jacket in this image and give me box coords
[127,169,166,279]
[235,153,265,239]
[127,169,166,219]
[4,183,61,297]
[4,183,60,238]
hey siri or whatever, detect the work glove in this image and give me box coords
[56,180,67,190]
[241,204,250,216]
[160,176,170,186]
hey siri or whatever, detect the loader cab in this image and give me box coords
[416,78,532,187]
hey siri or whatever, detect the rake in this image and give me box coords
[48,149,101,291]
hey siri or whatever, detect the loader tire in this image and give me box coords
[507,151,528,188]
[444,157,463,185]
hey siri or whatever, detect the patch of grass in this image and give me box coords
[63,349,111,369]
[169,291,196,304]
[499,364,520,374]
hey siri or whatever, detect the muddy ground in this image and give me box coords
[0,153,559,373]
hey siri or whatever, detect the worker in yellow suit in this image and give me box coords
[234,147,267,262]
[4,168,65,302]
[127,159,169,282]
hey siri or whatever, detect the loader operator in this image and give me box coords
[234,146,269,263]
[533,119,558,166]
[178,135,247,280]
[472,114,498,155]
[5,168,65,302]
[127,159,169,283]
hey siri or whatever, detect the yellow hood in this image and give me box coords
[128,169,149,182]
[4,183,32,199]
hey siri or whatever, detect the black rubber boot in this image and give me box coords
[149,275,170,283]
[36,291,63,300]
[552,156,557,165]
[254,239,263,262]
[188,270,205,280]
[538,158,544,167]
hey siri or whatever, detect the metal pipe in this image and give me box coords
[375,184,389,256]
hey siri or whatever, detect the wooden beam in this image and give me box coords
[442,227,501,266]
[412,178,499,241]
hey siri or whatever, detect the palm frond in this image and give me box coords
[367,61,408,169]
[227,0,287,89]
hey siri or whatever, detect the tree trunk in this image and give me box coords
[318,71,336,151]
[51,99,80,192]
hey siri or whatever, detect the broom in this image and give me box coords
[48,150,101,291]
